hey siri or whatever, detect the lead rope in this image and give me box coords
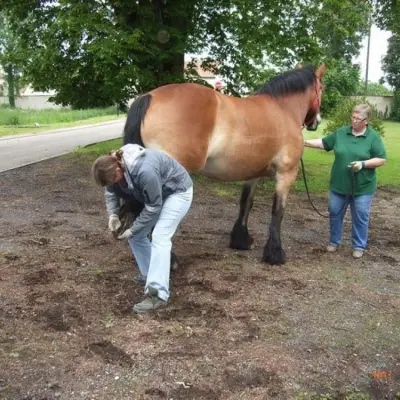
[300,158,355,219]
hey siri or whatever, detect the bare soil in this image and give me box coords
[0,155,399,400]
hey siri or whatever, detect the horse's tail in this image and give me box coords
[123,94,152,146]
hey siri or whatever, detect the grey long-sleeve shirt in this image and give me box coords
[104,144,192,237]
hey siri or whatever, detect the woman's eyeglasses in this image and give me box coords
[351,116,366,122]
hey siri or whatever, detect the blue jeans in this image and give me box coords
[128,187,193,301]
[329,191,374,251]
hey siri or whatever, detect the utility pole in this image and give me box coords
[364,18,372,95]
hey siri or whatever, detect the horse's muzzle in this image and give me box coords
[305,113,321,131]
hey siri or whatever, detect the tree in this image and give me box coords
[318,58,361,116]
[356,81,392,96]
[0,0,372,108]
[382,35,400,90]
[0,12,21,107]
[308,0,370,62]
[381,34,400,121]
[374,0,400,34]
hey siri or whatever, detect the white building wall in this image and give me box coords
[0,95,67,109]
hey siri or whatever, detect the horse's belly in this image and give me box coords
[201,157,274,181]
[201,159,234,180]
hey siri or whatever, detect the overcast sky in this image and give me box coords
[354,24,392,85]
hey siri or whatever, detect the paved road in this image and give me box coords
[0,119,125,173]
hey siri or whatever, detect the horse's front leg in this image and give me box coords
[230,179,259,250]
[263,169,297,265]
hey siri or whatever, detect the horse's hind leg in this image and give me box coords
[263,168,297,265]
[230,179,259,250]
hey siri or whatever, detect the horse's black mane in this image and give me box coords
[254,65,316,98]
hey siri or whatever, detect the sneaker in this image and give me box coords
[134,274,146,285]
[352,249,364,259]
[132,296,166,313]
[326,243,338,253]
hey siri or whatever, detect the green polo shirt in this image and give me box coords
[322,125,386,195]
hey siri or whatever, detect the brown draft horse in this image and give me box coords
[122,64,326,265]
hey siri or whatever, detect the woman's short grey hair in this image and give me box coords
[353,104,371,120]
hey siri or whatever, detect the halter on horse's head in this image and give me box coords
[301,63,326,131]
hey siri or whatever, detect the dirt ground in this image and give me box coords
[1,155,400,400]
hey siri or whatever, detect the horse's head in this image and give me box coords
[302,63,326,131]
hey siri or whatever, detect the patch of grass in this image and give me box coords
[211,187,237,197]
[0,115,124,137]
[208,181,242,198]
[0,250,21,262]
[191,175,244,198]
[375,121,400,187]
[90,268,106,277]
[71,138,123,161]
[102,313,115,329]
[0,106,120,125]
[0,109,125,137]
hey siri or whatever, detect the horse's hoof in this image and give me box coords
[230,222,254,250]
[263,251,286,265]
[263,242,286,265]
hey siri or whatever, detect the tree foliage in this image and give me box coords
[0,0,371,108]
[374,0,400,34]
[389,91,400,121]
[319,59,361,117]
[381,35,400,121]
[0,12,21,107]
[382,35,400,90]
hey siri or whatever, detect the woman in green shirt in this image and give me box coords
[304,104,386,258]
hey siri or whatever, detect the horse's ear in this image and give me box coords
[315,64,326,79]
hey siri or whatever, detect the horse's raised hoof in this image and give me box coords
[229,221,254,250]
[263,239,286,265]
